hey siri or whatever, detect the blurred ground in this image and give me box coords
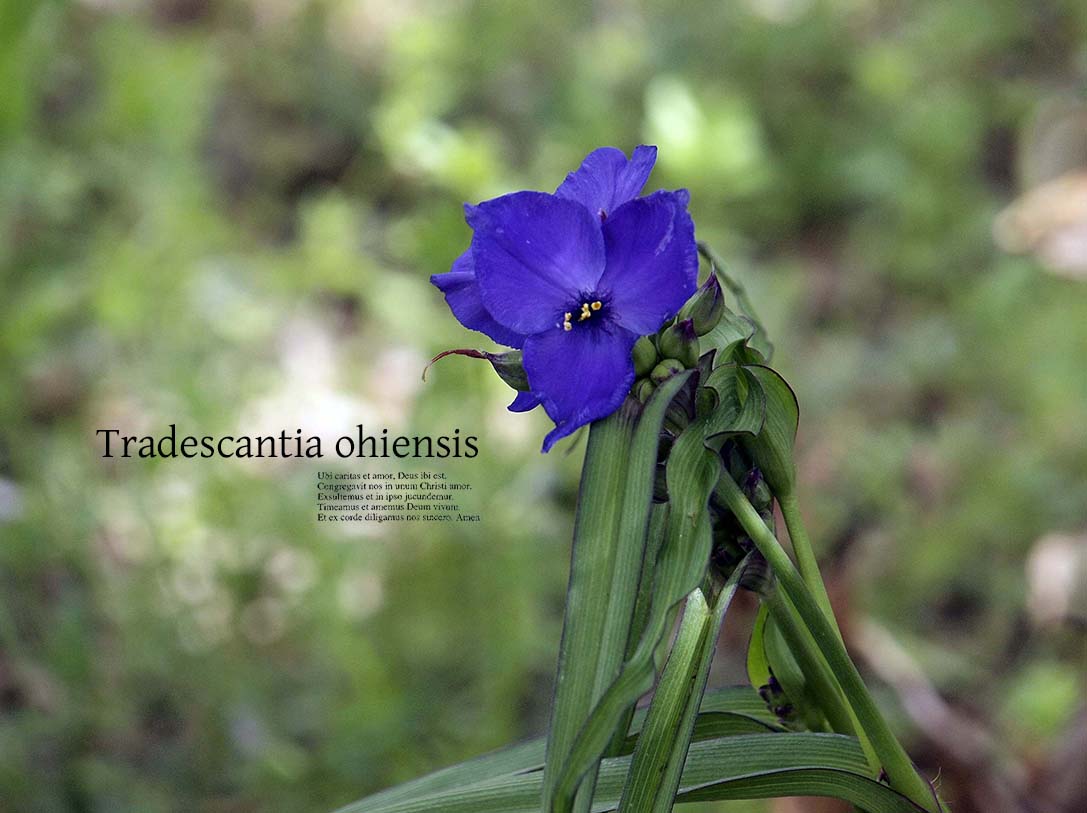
[2,1,1086,811]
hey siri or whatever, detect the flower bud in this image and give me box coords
[743,467,774,512]
[632,336,658,377]
[679,273,725,336]
[634,378,656,403]
[657,319,699,368]
[738,549,773,595]
[650,358,685,385]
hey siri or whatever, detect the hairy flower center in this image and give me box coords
[562,300,603,331]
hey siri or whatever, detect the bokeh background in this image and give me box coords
[3,1,1087,811]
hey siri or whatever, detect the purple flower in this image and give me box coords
[432,146,697,452]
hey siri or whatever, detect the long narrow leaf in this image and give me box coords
[552,388,728,810]
[338,686,774,813]
[619,557,748,812]
[544,373,694,812]
[552,363,772,812]
[343,733,925,813]
[618,588,712,811]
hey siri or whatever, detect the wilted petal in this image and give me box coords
[430,251,527,348]
[468,192,606,336]
[523,326,638,452]
[598,190,698,335]
[556,145,658,218]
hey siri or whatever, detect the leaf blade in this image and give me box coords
[342,733,925,813]
[544,372,695,812]
[618,558,749,812]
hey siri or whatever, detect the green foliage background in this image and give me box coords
[2,1,1086,810]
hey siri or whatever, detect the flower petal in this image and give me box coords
[468,192,606,335]
[523,326,638,452]
[555,145,658,218]
[430,251,527,348]
[597,190,698,335]
[507,391,541,412]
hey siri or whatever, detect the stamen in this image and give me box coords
[563,301,603,330]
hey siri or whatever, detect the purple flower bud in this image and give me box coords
[679,272,725,336]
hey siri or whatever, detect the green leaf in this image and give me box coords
[346,739,544,811]
[697,685,778,721]
[699,303,758,365]
[341,686,775,813]
[340,733,926,813]
[681,710,783,739]
[543,372,695,813]
[701,363,766,451]
[618,559,749,812]
[551,364,778,812]
[618,588,714,812]
[740,364,799,497]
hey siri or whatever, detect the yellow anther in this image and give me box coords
[563,312,573,331]
[590,301,602,311]
[579,302,592,321]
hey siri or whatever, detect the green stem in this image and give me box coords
[779,490,841,639]
[716,476,941,812]
[763,587,881,774]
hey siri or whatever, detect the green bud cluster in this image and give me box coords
[710,440,779,591]
[628,272,734,407]
[628,269,755,510]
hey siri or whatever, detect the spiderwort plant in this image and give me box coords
[343,148,944,813]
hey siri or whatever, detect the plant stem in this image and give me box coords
[716,475,942,812]
[779,489,842,639]
[763,587,881,773]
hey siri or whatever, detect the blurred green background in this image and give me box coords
[3,0,1087,811]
